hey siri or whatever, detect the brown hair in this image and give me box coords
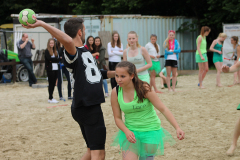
[47,38,58,57]
[150,34,159,53]
[127,31,141,48]
[116,61,151,103]
[56,40,61,51]
[64,18,84,38]
[231,36,239,44]
[111,31,121,48]
[200,26,211,37]
[86,36,94,52]
[94,36,102,52]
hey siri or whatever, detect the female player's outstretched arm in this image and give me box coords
[145,88,185,140]
[22,20,76,55]
[136,47,152,73]
[111,88,136,143]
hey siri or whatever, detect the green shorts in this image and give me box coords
[147,61,161,74]
[196,53,208,63]
[213,53,223,64]
[138,74,150,84]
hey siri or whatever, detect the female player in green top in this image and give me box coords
[209,33,227,87]
[196,26,211,89]
[111,61,185,160]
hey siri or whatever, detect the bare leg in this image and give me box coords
[90,150,105,160]
[201,61,209,83]
[234,60,238,84]
[214,62,223,86]
[80,148,91,160]
[237,69,240,83]
[227,117,240,156]
[160,76,166,89]
[198,63,205,88]
[150,71,161,93]
[122,150,138,160]
[166,66,172,91]
[171,67,178,91]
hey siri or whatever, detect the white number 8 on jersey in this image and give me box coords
[81,52,102,84]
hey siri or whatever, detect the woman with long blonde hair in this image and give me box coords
[45,38,60,103]
[108,31,123,89]
[209,33,227,87]
[163,30,181,92]
[123,31,152,84]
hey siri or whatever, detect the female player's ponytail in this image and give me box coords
[116,61,151,103]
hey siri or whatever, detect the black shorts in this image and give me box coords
[165,60,178,68]
[71,104,106,150]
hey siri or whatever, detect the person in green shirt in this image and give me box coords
[111,61,184,160]
[159,67,178,89]
[196,26,211,89]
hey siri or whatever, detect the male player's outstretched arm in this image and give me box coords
[222,61,240,73]
[22,20,76,55]
[100,70,115,79]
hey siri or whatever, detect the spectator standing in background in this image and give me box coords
[16,33,37,87]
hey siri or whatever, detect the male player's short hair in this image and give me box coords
[64,18,84,38]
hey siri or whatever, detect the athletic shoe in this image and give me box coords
[68,97,73,100]
[48,99,59,103]
[105,93,109,97]
[59,97,65,101]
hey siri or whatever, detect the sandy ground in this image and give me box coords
[1,72,240,160]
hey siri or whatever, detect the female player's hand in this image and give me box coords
[201,56,205,60]
[218,51,222,54]
[125,130,136,143]
[222,65,230,73]
[176,128,185,140]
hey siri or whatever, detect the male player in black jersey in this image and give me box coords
[23,18,115,160]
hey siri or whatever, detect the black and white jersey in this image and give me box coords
[63,46,108,107]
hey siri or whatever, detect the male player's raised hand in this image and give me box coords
[22,19,44,29]
[222,65,230,73]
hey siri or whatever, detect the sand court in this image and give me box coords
[1,73,240,159]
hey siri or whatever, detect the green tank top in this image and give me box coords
[117,86,161,132]
[213,43,222,55]
[127,47,148,75]
[196,35,207,55]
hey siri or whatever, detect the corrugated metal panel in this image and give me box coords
[60,15,198,70]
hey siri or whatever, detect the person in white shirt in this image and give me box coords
[108,31,123,89]
[145,34,162,93]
